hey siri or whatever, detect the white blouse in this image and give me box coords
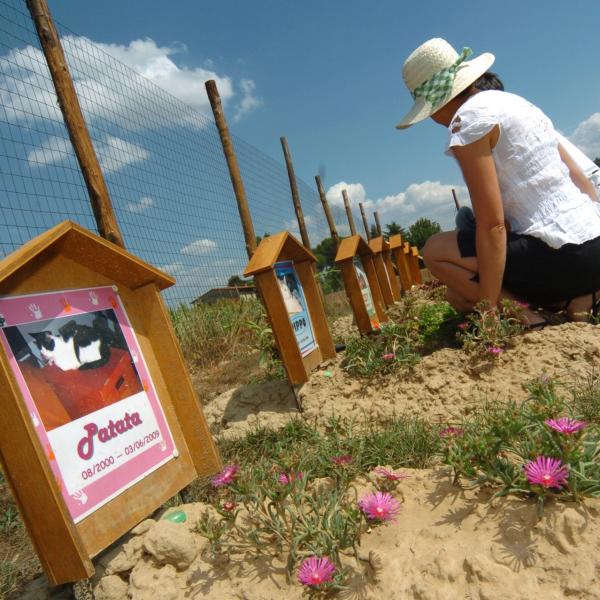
[445,90,600,249]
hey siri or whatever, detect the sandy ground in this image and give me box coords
[205,322,600,439]
[21,321,600,599]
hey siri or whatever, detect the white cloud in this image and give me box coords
[0,36,260,131]
[125,196,154,213]
[27,136,72,167]
[27,134,149,173]
[181,238,218,255]
[325,181,368,209]
[569,113,600,160]
[233,79,262,122]
[326,180,468,232]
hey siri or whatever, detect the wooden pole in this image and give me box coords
[26,0,124,248]
[281,137,310,248]
[315,175,340,248]
[452,188,460,211]
[374,211,383,237]
[205,80,257,259]
[359,202,371,240]
[342,189,357,236]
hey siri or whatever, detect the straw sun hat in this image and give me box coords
[396,38,495,129]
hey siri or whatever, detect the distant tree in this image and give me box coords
[312,237,338,271]
[384,221,405,238]
[595,157,600,168]
[369,224,379,239]
[405,218,441,250]
[228,275,246,287]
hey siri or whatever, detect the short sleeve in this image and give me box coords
[444,103,499,156]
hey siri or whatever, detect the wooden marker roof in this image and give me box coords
[368,236,390,254]
[244,231,316,277]
[388,234,403,250]
[334,234,373,263]
[0,220,175,291]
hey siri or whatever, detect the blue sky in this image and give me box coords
[1,1,599,303]
[48,0,600,230]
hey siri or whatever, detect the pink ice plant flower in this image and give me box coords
[211,464,240,487]
[487,346,504,356]
[382,352,395,361]
[278,471,303,485]
[545,417,587,436]
[516,301,530,309]
[457,322,469,330]
[439,427,464,438]
[297,556,336,587]
[358,491,401,522]
[524,456,569,489]
[331,454,353,465]
[222,500,236,512]
[374,467,409,481]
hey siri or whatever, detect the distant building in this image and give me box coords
[192,285,257,305]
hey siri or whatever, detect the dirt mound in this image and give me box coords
[205,322,600,438]
[23,467,600,600]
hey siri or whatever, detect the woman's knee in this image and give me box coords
[422,232,449,267]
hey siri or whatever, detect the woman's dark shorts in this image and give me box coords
[457,229,600,307]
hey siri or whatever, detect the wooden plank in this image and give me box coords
[361,255,388,323]
[256,271,307,385]
[372,253,394,306]
[383,251,402,301]
[294,261,335,360]
[389,234,413,291]
[245,232,318,277]
[340,261,372,334]
[410,246,423,284]
[0,354,93,584]
[26,0,124,248]
[335,235,361,263]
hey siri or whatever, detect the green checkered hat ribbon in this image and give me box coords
[411,47,473,106]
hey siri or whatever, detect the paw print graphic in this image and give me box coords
[131,351,139,363]
[30,412,40,427]
[28,303,42,319]
[89,291,99,306]
[159,439,167,451]
[72,490,89,505]
[60,298,71,313]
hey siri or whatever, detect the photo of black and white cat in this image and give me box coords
[28,312,125,371]
[2,309,143,430]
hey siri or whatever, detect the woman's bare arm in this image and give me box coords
[452,128,506,307]
[558,143,598,202]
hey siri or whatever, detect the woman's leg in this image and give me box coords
[422,231,480,301]
[424,231,546,326]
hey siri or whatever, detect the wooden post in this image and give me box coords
[26,0,124,248]
[315,175,339,248]
[205,80,257,259]
[374,211,383,237]
[281,137,310,249]
[359,202,371,240]
[342,190,357,236]
[452,188,460,211]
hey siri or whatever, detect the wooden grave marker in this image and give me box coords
[410,245,423,285]
[0,221,221,585]
[368,236,401,303]
[389,234,413,292]
[334,235,388,334]
[244,231,335,386]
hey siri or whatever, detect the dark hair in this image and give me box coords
[473,71,504,91]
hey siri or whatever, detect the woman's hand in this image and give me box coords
[452,127,506,307]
